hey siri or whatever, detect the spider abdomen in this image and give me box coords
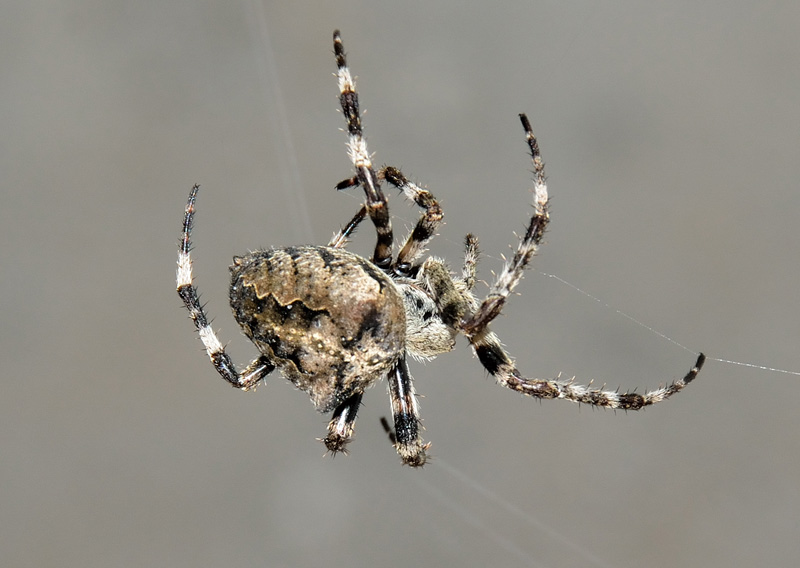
[229,246,406,412]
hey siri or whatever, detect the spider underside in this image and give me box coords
[177,30,705,467]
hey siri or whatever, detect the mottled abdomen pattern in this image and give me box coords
[229,246,406,412]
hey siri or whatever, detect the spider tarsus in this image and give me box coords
[322,434,352,457]
[380,416,428,467]
[693,352,706,374]
[397,441,430,468]
[336,176,359,190]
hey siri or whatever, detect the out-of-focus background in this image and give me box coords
[3,2,799,566]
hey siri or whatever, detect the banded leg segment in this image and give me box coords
[460,233,480,292]
[463,114,549,336]
[387,356,429,466]
[458,114,704,408]
[177,184,275,390]
[328,204,368,249]
[334,30,394,269]
[323,391,364,454]
[472,329,705,409]
[381,166,444,275]
[332,166,444,274]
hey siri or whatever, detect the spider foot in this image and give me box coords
[397,440,430,468]
[321,433,352,457]
[380,416,429,467]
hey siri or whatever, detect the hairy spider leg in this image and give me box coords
[380,167,444,276]
[328,204,368,249]
[177,184,276,390]
[333,30,394,269]
[459,116,705,408]
[323,391,364,455]
[387,356,429,466]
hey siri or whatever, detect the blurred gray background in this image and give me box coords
[3,2,799,567]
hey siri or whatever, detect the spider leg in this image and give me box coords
[387,355,429,466]
[420,257,471,328]
[473,330,705,409]
[177,185,275,390]
[459,115,703,406]
[334,30,394,269]
[379,416,397,445]
[328,204,368,248]
[461,233,480,292]
[323,391,364,455]
[380,166,444,276]
[335,176,359,191]
[462,114,548,336]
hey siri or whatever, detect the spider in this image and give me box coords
[177,30,705,467]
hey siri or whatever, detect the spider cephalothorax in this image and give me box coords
[177,30,704,467]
